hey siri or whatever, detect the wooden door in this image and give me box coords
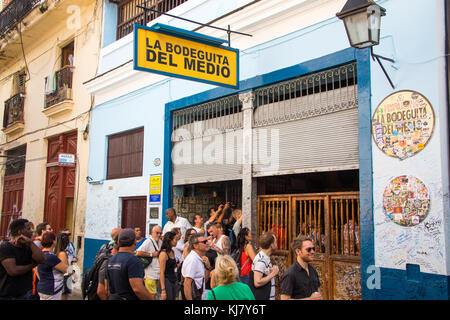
[122,196,147,235]
[0,173,24,240]
[257,192,361,300]
[61,41,74,67]
[44,131,77,233]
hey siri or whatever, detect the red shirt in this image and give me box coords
[240,249,252,276]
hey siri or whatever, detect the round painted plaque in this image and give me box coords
[383,175,430,227]
[372,90,434,160]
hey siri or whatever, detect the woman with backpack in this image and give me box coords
[235,228,258,285]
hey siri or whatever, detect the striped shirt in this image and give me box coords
[251,251,275,300]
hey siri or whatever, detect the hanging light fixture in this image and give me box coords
[337,0,386,49]
[337,0,395,89]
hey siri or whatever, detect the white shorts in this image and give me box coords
[38,291,62,300]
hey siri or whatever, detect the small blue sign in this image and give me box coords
[150,194,161,203]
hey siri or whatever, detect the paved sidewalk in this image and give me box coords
[68,289,83,300]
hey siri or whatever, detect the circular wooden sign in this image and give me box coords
[372,90,435,159]
[383,175,430,227]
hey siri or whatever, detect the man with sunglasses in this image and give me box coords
[182,233,211,300]
[280,236,322,300]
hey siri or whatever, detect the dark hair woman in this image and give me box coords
[159,231,178,300]
[236,227,258,285]
[183,228,197,259]
[55,232,74,300]
[37,232,71,300]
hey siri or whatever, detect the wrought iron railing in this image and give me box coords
[116,0,188,40]
[3,92,25,128]
[0,0,41,35]
[172,94,242,141]
[253,63,358,127]
[44,65,74,108]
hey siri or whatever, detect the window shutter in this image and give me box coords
[107,127,144,180]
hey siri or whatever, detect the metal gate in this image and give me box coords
[257,192,361,300]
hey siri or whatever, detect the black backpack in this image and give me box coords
[230,247,241,268]
[248,259,272,300]
[81,243,112,300]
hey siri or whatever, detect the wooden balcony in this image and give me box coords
[0,0,41,35]
[116,0,188,39]
[43,65,74,117]
[2,92,25,135]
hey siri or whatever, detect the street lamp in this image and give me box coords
[337,0,395,89]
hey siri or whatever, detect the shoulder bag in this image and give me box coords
[248,259,272,300]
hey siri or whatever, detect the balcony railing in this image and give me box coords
[116,0,188,40]
[0,0,41,35]
[44,65,74,109]
[3,93,25,128]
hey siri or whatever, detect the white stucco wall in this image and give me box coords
[372,0,449,276]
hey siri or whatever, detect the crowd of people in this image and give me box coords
[84,203,323,301]
[0,219,78,300]
[0,202,323,301]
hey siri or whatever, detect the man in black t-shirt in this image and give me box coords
[280,236,322,300]
[106,228,153,300]
[0,219,46,300]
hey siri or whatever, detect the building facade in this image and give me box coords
[0,0,103,277]
[84,0,450,299]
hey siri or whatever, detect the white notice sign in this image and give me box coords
[58,153,76,167]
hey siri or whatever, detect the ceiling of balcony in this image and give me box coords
[0,0,93,71]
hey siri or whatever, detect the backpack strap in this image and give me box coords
[150,238,159,252]
[240,257,250,272]
[211,288,217,300]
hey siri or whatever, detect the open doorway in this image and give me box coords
[172,180,242,223]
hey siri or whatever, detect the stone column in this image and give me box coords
[239,91,256,233]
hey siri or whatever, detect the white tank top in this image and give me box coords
[213,234,226,250]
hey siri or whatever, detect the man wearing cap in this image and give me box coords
[106,228,154,300]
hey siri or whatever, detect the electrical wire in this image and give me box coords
[17,22,30,81]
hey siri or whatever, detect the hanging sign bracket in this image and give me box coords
[136,5,252,46]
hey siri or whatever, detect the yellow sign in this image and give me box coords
[134,24,239,88]
[149,175,161,203]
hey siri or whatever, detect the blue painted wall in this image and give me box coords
[102,0,117,48]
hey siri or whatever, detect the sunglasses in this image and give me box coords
[305,247,315,253]
[197,239,208,244]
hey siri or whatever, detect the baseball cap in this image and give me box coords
[118,228,136,247]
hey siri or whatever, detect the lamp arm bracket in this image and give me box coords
[370,47,395,63]
[370,48,395,89]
